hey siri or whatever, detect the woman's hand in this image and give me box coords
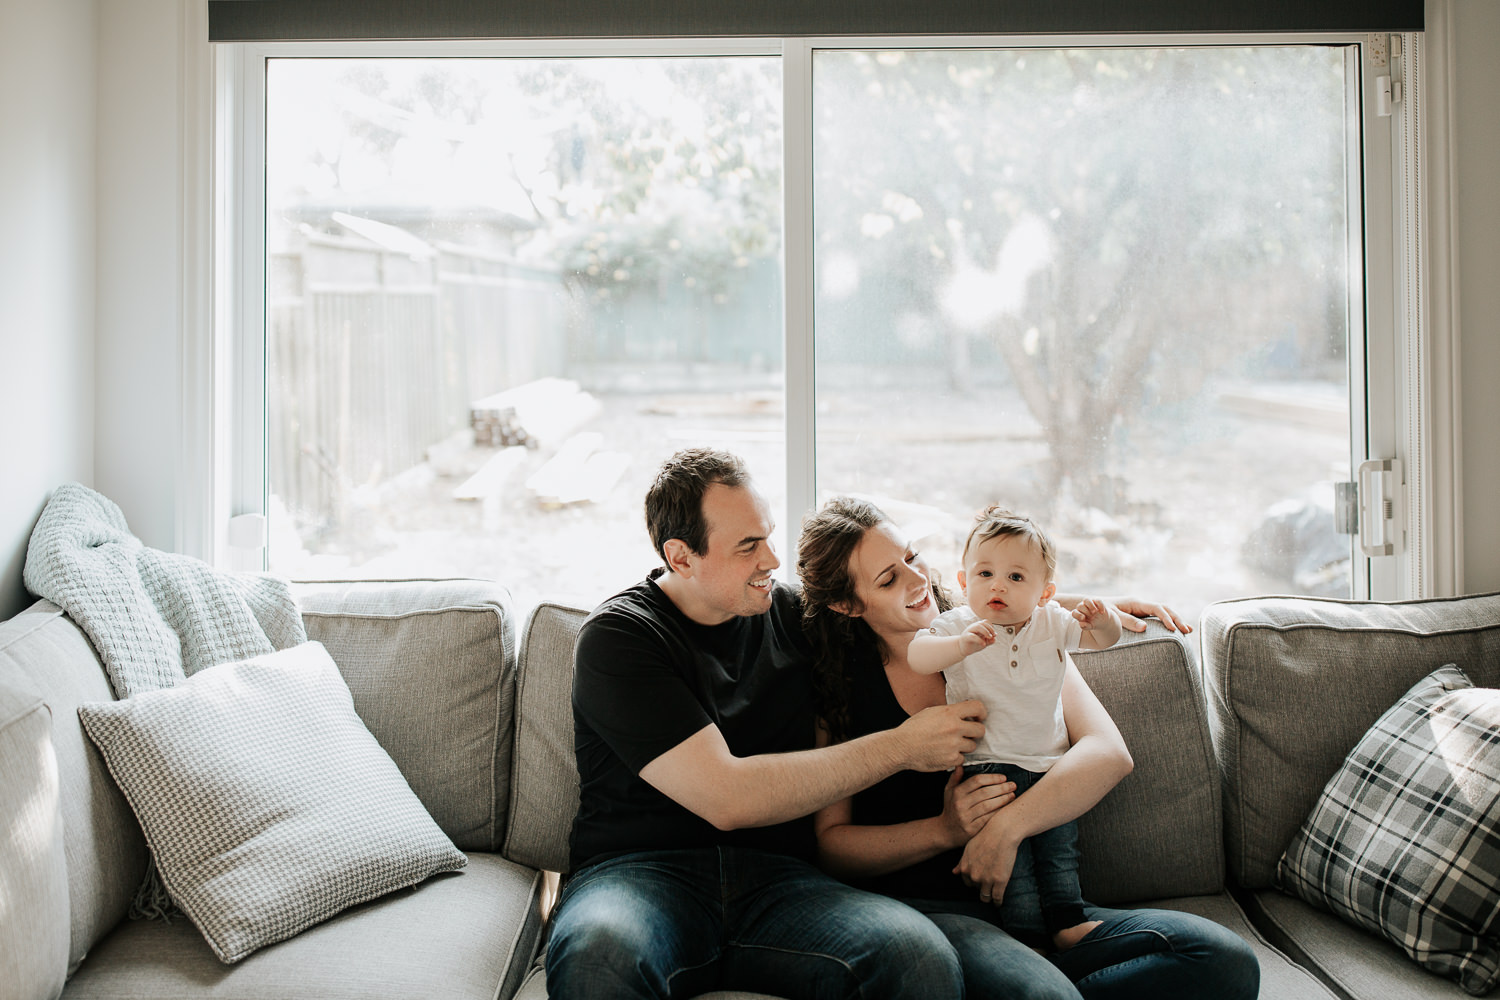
[1105,595,1193,634]
[953,809,1024,905]
[939,766,1016,846]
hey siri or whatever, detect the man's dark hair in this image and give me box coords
[646,448,751,571]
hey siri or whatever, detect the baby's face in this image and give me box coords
[960,534,1054,626]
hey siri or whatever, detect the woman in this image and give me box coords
[797,496,1259,1000]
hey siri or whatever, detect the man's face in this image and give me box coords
[685,482,780,622]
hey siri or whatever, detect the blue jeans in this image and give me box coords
[907,898,1261,1000]
[966,763,1087,933]
[546,847,965,999]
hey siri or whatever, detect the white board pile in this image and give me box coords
[469,378,602,449]
[525,433,631,508]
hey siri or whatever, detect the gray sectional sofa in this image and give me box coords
[2,577,1497,1000]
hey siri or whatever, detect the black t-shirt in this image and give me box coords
[569,572,817,870]
[846,645,972,900]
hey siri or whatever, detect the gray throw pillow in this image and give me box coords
[1277,664,1500,996]
[78,642,467,963]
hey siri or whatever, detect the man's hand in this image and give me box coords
[893,700,986,771]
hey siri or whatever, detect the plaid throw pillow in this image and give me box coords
[1277,664,1500,996]
[78,642,467,963]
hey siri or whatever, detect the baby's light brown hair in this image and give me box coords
[961,505,1058,581]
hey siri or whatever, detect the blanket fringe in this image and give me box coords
[128,863,182,922]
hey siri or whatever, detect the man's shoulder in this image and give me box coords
[769,579,804,617]
[578,577,674,646]
[586,574,664,617]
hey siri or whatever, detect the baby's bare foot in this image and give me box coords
[1051,920,1102,952]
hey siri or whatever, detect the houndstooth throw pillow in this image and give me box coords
[1277,664,1500,996]
[78,642,467,963]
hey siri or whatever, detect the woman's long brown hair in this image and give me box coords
[797,497,952,744]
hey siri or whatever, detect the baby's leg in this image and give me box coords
[1028,820,1100,951]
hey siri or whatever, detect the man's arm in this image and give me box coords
[639,701,986,831]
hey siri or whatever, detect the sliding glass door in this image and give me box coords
[246,38,1370,619]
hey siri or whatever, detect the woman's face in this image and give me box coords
[845,520,941,638]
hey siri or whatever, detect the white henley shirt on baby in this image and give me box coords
[929,600,1082,772]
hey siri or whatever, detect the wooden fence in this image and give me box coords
[267,233,569,529]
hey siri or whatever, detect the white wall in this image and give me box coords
[0,0,97,620]
[3,3,1497,621]
[1451,0,1500,593]
[94,0,187,557]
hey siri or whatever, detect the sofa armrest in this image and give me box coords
[1200,591,1500,889]
[293,579,518,853]
[0,679,69,1000]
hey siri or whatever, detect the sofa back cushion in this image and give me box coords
[504,601,586,873]
[1073,626,1225,902]
[294,579,517,852]
[1200,592,1500,890]
[0,601,148,974]
[499,603,1222,898]
[0,677,70,1000]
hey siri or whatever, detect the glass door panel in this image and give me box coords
[265,56,784,611]
[812,46,1357,624]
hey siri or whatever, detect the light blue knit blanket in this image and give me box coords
[22,483,306,699]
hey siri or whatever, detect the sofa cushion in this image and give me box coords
[294,579,516,852]
[1200,592,1500,890]
[0,600,147,972]
[77,642,467,964]
[60,853,545,1000]
[0,679,69,1000]
[1073,625,1225,902]
[1245,889,1473,1000]
[504,601,586,873]
[1128,892,1342,999]
[1277,665,1500,995]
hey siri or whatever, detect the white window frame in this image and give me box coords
[207,30,1433,600]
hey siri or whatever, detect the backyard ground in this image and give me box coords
[270,380,1351,625]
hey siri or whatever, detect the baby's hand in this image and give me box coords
[1072,598,1113,631]
[959,620,997,655]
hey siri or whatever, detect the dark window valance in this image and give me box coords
[208,1,1423,43]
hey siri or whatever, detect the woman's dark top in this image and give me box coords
[847,644,971,900]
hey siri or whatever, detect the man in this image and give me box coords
[545,448,986,999]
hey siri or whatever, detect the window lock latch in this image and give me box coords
[1336,459,1405,556]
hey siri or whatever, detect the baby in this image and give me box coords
[909,505,1121,950]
